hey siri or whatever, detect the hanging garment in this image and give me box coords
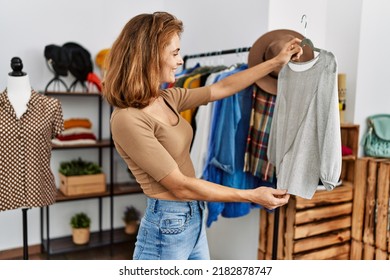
[0,90,64,211]
[202,64,263,226]
[181,74,202,123]
[267,50,342,199]
[190,69,231,178]
[179,66,226,124]
[243,85,276,182]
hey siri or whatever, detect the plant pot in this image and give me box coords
[72,228,90,245]
[125,221,139,235]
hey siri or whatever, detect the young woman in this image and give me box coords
[103,11,302,260]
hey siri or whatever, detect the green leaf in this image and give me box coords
[59,157,102,176]
[70,212,91,228]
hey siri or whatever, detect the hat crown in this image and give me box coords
[264,35,295,77]
[248,29,312,95]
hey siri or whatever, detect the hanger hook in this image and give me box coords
[301,14,307,37]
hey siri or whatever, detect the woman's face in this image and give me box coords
[160,33,183,84]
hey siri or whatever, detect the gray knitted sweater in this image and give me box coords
[267,50,342,199]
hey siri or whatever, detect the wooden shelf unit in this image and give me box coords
[55,182,142,202]
[41,91,143,256]
[41,228,137,256]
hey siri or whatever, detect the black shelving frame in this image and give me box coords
[40,91,142,256]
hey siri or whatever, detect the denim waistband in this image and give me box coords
[146,198,205,216]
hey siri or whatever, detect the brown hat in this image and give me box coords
[248,29,314,95]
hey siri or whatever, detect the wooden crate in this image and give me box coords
[258,124,359,260]
[289,183,353,260]
[59,173,106,196]
[350,158,390,260]
[259,183,354,260]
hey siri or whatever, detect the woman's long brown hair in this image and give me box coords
[102,12,183,109]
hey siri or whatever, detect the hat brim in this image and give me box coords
[248,29,314,95]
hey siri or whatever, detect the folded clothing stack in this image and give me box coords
[52,118,97,146]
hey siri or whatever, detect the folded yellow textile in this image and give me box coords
[64,118,92,129]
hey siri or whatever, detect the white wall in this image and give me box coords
[166,0,269,56]
[268,0,328,47]
[325,0,363,124]
[354,0,390,150]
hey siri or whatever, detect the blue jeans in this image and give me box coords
[133,198,210,260]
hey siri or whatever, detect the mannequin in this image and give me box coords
[1,56,64,211]
[7,57,32,118]
[0,57,64,259]
[4,57,32,259]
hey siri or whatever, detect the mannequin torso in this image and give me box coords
[7,57,32,119]
[7,74,32,119]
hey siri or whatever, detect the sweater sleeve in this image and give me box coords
[316,53,342,189]
[267,79,285,168]
[267,101,277,167]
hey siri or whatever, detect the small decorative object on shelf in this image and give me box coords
[70,212,91,245]
[59,157,106,196]
[338,73,347,123]
[122,206,141,235]
[52,118,97,146]
[95,48,110,78]
[43,42,102,93]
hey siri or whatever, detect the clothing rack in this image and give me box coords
[182,47,251,69]
[182,46,280,260]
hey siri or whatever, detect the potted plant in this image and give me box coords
[59,157,106,196]
[122,206,141,234]
[70,212,91,245]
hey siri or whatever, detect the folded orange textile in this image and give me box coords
[64,118,92,129]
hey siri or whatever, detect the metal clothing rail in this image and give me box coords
[182,47,251,69]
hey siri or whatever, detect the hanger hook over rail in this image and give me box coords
[301,14,308,37]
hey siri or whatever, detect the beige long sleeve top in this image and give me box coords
[267,50,342,199]
[111,87,211,196]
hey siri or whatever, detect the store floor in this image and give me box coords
[11,242,134,260]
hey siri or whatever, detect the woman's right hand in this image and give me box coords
[250,187,290,210]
